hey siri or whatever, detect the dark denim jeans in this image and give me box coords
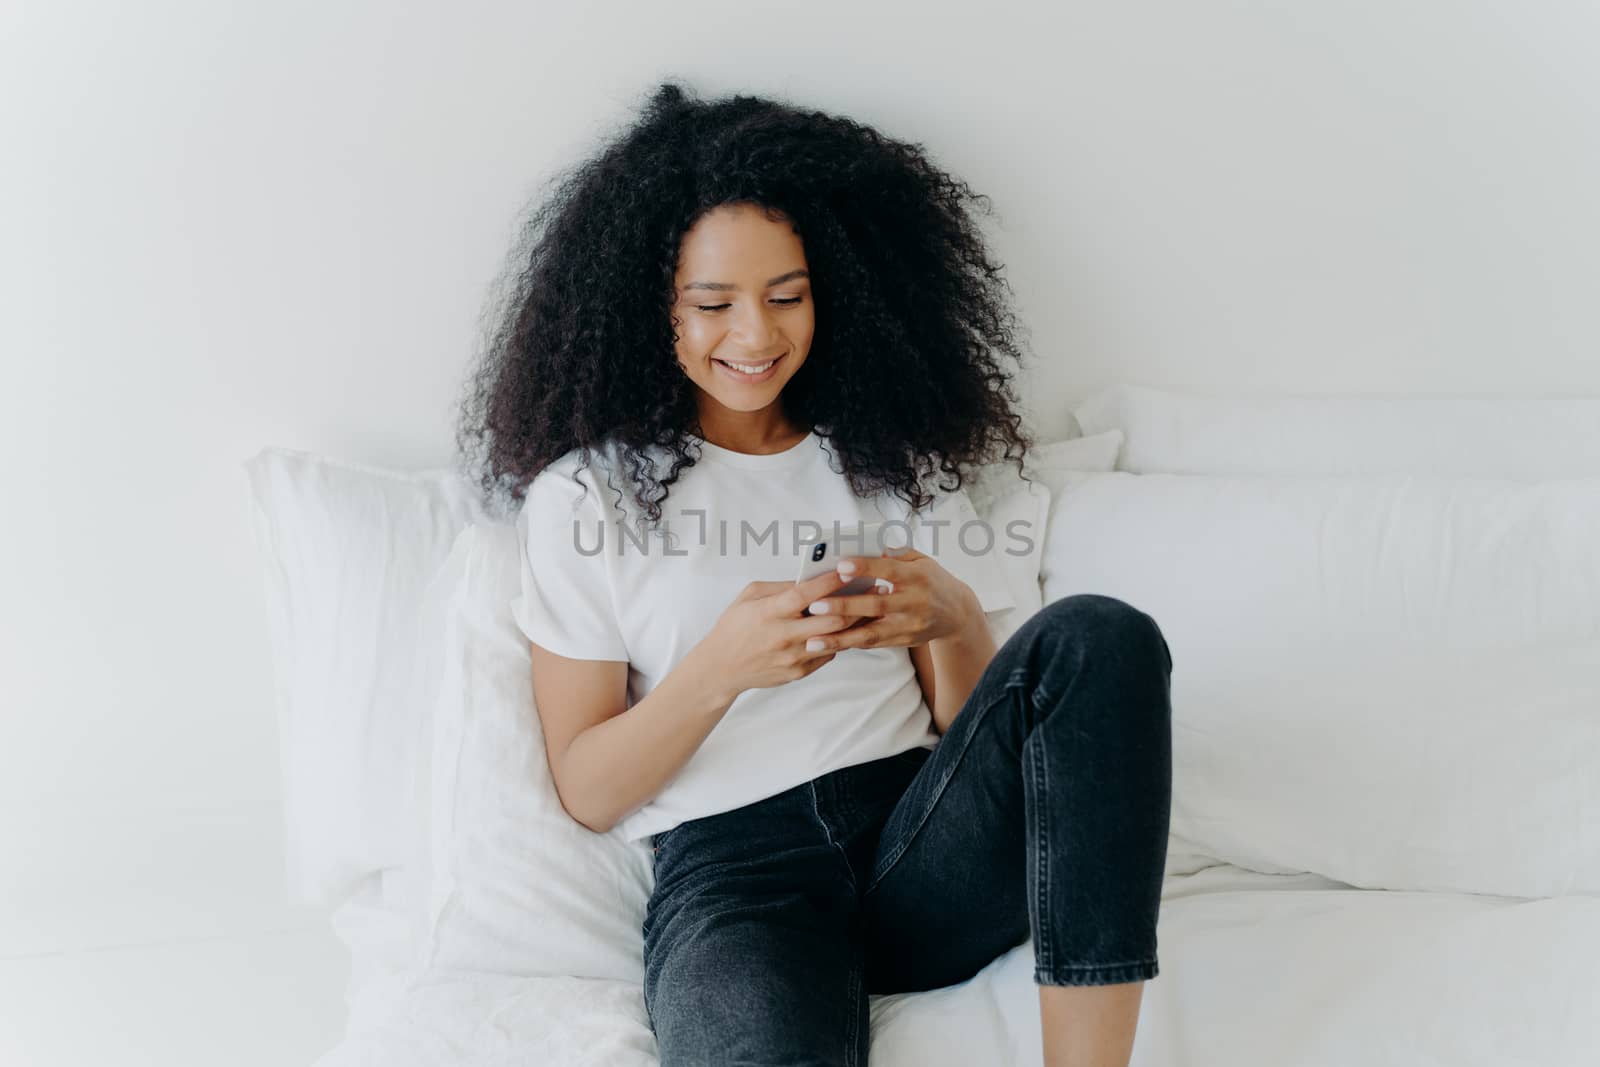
[641,593,1174,1066]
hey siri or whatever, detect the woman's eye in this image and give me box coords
[694,297,804,312]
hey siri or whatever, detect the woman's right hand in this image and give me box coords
[694,570,869,701]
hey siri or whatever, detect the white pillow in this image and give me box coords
[962,429,1124,511]
[1073,382,1600,477]
[974,480,1047,647]
[411,520,655,981]
[1039,469,1600,898]
[1023,429,1125,490]
[960,430,1120,645]
[242,446,484,909]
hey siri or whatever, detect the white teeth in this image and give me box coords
[720,359,775,375]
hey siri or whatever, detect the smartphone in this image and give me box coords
[794,521,897,597]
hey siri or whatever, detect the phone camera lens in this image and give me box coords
[812,543,826,562]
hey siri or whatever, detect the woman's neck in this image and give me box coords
[694,411,809,456]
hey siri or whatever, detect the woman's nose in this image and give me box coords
[729,302,779,347]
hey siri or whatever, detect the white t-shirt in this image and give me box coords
[510,429,1015,842]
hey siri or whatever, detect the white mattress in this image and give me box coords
[315,867,1600,1066]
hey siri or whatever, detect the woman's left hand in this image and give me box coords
[800,546,983,652]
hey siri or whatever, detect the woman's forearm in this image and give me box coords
[926,603,998,735]
[555,647,738,834]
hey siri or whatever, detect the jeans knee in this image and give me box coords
[1019,595,1174,740]
[1038,593,1172,674]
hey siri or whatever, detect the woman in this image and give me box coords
[457,81,1173,1067]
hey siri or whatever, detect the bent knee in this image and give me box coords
[1038,593,1172,672]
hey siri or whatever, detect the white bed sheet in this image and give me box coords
[315,867,1600,1066]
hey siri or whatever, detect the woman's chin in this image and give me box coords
[710,388,786,413]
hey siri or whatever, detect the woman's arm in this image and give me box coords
[536,572,860,834]
[803,548,999,736]
[910,590,996,736]
[532,641,737,834]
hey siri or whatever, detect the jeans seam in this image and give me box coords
[862,682,1018,895]
[1032,713,1053,976]
[844,956,862,1067]
[810,780,856,895]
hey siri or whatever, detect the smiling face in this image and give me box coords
[670,201,815,439]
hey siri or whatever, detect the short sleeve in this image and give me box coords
[510,463,630,662]
[909,487,1016,615]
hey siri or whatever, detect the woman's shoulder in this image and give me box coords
[521,436,677,529]
[522,442,621,519]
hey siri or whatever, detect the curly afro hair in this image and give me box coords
[455,80,1036,526]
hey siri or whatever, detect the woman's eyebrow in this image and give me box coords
[683,269,809,292]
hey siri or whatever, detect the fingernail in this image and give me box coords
[806,637,826,651]
[837,560,857,575]
[808,600,829,614]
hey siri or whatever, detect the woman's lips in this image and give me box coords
[713,353,784,384]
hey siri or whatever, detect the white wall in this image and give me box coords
[3,0,1598,1060]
